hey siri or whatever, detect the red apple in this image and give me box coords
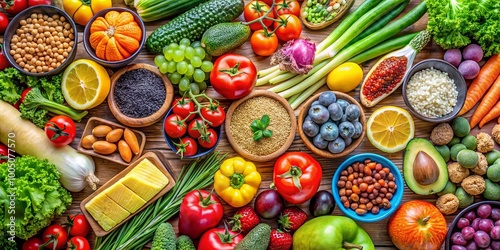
[388,200,447,250]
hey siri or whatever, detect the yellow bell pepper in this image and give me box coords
[62,0,112,26]
[214,157,261,208]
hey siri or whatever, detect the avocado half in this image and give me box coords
[403,138,448,195]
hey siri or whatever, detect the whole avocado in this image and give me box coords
[293,216,375,250]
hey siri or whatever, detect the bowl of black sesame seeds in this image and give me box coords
[108,63,174,127]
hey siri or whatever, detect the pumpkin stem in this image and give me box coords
[106,26,116,37]
[343,242,363,249]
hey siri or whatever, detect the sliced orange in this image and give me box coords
[366,106,415,153]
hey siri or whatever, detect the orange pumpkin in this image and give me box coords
[89,11,142,61]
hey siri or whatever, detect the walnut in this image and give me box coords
[461,175,485,195]
[448,162,469,183]
[471,152,488,175]
[435,193,459,215]
[430,123,454,145]
[492,124,500,145]
[477,132,495,153]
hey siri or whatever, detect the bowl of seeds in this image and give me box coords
[225,90,297,162]
[108,63,174,127]
[3,5,77,76]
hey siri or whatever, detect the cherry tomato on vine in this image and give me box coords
[1,0,28,15]
[0,13,9,34]
[274,0,300,16]
[201,105,226,127]
[67,236,91,250]
[0,44,11,71]
[44,115,77,147]
[42,224,68,250]
[28,0,52,6]
[198,128,218,149]
[174,137,198,158]
[188,118,207,138]
[172,97,195,121]
[274,14,303,41]
[260,0,274,6]
[164,114,187,138]
[22,237,43,250]
[250,29,279,56]
[244,1,275,31]
[0,143,8,164]
[66,214,90,237]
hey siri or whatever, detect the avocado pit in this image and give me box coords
[413,151,439,185]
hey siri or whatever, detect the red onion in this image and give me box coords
[270,38,316,74]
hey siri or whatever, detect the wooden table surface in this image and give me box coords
[40,0,495,249]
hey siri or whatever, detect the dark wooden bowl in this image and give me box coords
[300,0,355,30]
[298,91,366,158]
[107,63,174,127]
[225,90,297,162]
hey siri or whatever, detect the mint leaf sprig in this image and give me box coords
[250,115,273,141]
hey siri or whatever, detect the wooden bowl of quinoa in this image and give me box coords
[402,59,466,123]
[225,90,297,162]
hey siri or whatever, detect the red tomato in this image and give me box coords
[274,14,303,41]
[250,29,279,56]
[244,1,275,31]
[273,152,322,204]
[198,227,244,250]
[172,97,195,121]
[67,236,91,250]
[0,44,11,71]
[22,237,43,250]
[164,114,187,138]
[198,128,218,149]
[0,143,7,164]
[0,13,8,34]
[42,224,68,250]
[28,0,52,6]
[2,0,28,15]
[260,0,274,6]
[274,0,300,16]
[210,53,257,100]
[188,118,207,138]
[201,105,226,127]
[44,116,76,147]
[174,137,198,158]
[66,214,90,237]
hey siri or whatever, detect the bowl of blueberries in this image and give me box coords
[298,91,366,158]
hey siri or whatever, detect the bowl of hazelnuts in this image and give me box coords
[3,5,77,76]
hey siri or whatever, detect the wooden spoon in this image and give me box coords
[300,0,355,30]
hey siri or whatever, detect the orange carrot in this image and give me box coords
[479,100,500,128]
[459,54,500,116]
[470,76,500,128]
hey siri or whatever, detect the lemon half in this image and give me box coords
[366,106,415,153]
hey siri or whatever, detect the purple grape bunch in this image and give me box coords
[451,204,500,250]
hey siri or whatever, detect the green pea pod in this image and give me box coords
[293,216,375,250]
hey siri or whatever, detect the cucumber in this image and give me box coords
[146,0,244,54]
[176,235,195,250]
[201,22,251,56]
[234,223,271,250]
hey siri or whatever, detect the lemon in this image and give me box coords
[326,62,364,93]
[62,59,110,110]
[366,106,415,153]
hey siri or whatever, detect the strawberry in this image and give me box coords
[229,206,260,234]
[268,228,292,250]
[278,206,307,232]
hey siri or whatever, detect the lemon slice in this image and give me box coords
[366,106,415,153]
[62,59,110,110]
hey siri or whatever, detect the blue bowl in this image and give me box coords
[332,153,404,223]
[163,107,222,159]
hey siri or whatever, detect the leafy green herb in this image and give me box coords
[251,115,273,141]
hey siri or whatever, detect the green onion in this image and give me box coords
[94,152,226,250]
[274,1,427,101]
[348,32,419,64]
[134,0,208,22]
[290,77,327,110]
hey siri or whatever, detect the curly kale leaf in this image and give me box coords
[0,68,25,103]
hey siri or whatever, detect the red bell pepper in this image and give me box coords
[273,152,322,204]
[178,190,224,239]
[198,223,243,250]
